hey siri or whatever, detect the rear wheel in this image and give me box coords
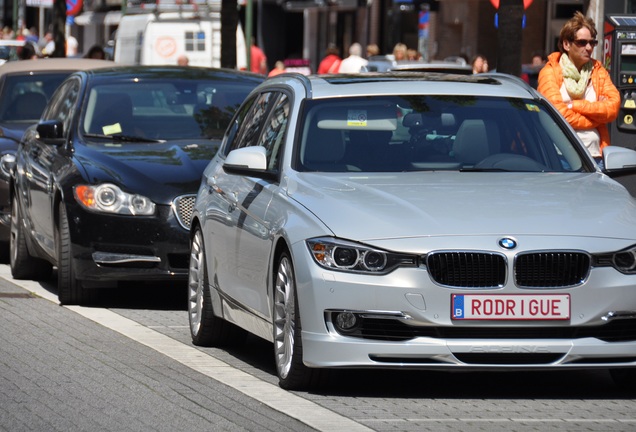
[57,205,88,305]
[273,250,324,390]
[188,227,243,346]
[10,197,52,280]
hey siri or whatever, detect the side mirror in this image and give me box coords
[223,146,277,181]
[36,120,65,146]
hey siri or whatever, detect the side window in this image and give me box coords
[257,94,289,171]
[42,78,81,136]
[232,92,276,151]
[223,96,257,156]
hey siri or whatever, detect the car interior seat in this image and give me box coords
[452,119,500,165]
[302,125,346,171]
[6,92,48,121]
[347,129,397,171]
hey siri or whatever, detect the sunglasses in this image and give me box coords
[572,39,599,47]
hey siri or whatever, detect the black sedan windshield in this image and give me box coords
[81,80,255,141]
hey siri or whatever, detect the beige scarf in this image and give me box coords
[560,53,593,99]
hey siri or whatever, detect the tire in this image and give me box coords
[10,197,52,280]
[610,368,636,391]
[273,250,325,390]
[57,205,88,305]
[188,227,243,346]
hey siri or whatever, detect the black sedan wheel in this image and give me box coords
[10,197,52,280]
[188,227,243,346]
[57,205,87,305]
[273,250,324,390]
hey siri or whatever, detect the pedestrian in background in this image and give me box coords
[19,42,39,60]
[250,38,267,75]
[177,54,189,66]
[338,42,368,73]
[84,45,106,59]
[407,48,422,61]
[268,61,286,77]
[317,44,341,74]
[471,54,488,73]
[392,43,407,62]
[366,44,380,58]
[538,11,619,165]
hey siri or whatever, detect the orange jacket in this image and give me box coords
[538,52,620,151]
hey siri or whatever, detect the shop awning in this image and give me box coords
[74,11,122,26]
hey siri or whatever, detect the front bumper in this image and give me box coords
[290,241,636,370]
[68,203,190,285]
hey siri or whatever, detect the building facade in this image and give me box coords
[1,0,636,70]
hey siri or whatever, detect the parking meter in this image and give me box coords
[604,15,636,150]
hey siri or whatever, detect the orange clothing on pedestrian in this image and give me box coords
[538,52,620,151]
[317,54,341,74]
[251,45,267,75]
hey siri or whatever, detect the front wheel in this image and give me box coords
[273,250,324,390]
[57,205,88,305]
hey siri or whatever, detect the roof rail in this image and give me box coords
[125,0,221,15]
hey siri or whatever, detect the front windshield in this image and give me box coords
[81,80,255,141]
[296,95,589,173]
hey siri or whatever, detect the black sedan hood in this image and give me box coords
[75,139,219,204]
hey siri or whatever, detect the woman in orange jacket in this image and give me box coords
[538,11,620,164]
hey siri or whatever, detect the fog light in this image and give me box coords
[335,311,358,331]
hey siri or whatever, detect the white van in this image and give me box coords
[114,4,247,69]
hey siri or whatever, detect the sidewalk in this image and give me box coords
[0,275,318,432]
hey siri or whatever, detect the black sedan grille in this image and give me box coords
[337,317,636,343]
[173,195,196,230]
[426,251,590,289]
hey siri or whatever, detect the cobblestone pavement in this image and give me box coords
[0,276,319,432]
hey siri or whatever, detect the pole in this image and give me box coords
[246,0,253,72]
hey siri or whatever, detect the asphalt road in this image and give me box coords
[1,264,635,432]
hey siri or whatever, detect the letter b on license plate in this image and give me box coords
[452,294,570,320]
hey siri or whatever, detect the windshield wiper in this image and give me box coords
[83,133,165,143]
[459,167,509,172]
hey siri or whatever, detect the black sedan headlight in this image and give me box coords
[74,183,155,215]
[306,237,417,274]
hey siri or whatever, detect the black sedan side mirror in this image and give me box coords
[36,120,65,146]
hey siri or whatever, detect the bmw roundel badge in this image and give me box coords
[498,237,517,250]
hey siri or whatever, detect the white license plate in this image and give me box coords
[452,294,570,320]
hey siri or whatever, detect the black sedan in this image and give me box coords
[0,58,112,256]
[10,65,263,304]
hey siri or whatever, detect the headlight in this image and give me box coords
[595,245,636,274]
[74,183,155,215]
[306,237,417,274]
[613,248,636,274]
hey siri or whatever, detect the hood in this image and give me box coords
[75,139,219,204]
[287,171,636,241]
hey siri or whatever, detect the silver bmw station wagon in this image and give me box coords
[188,72,636,390]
